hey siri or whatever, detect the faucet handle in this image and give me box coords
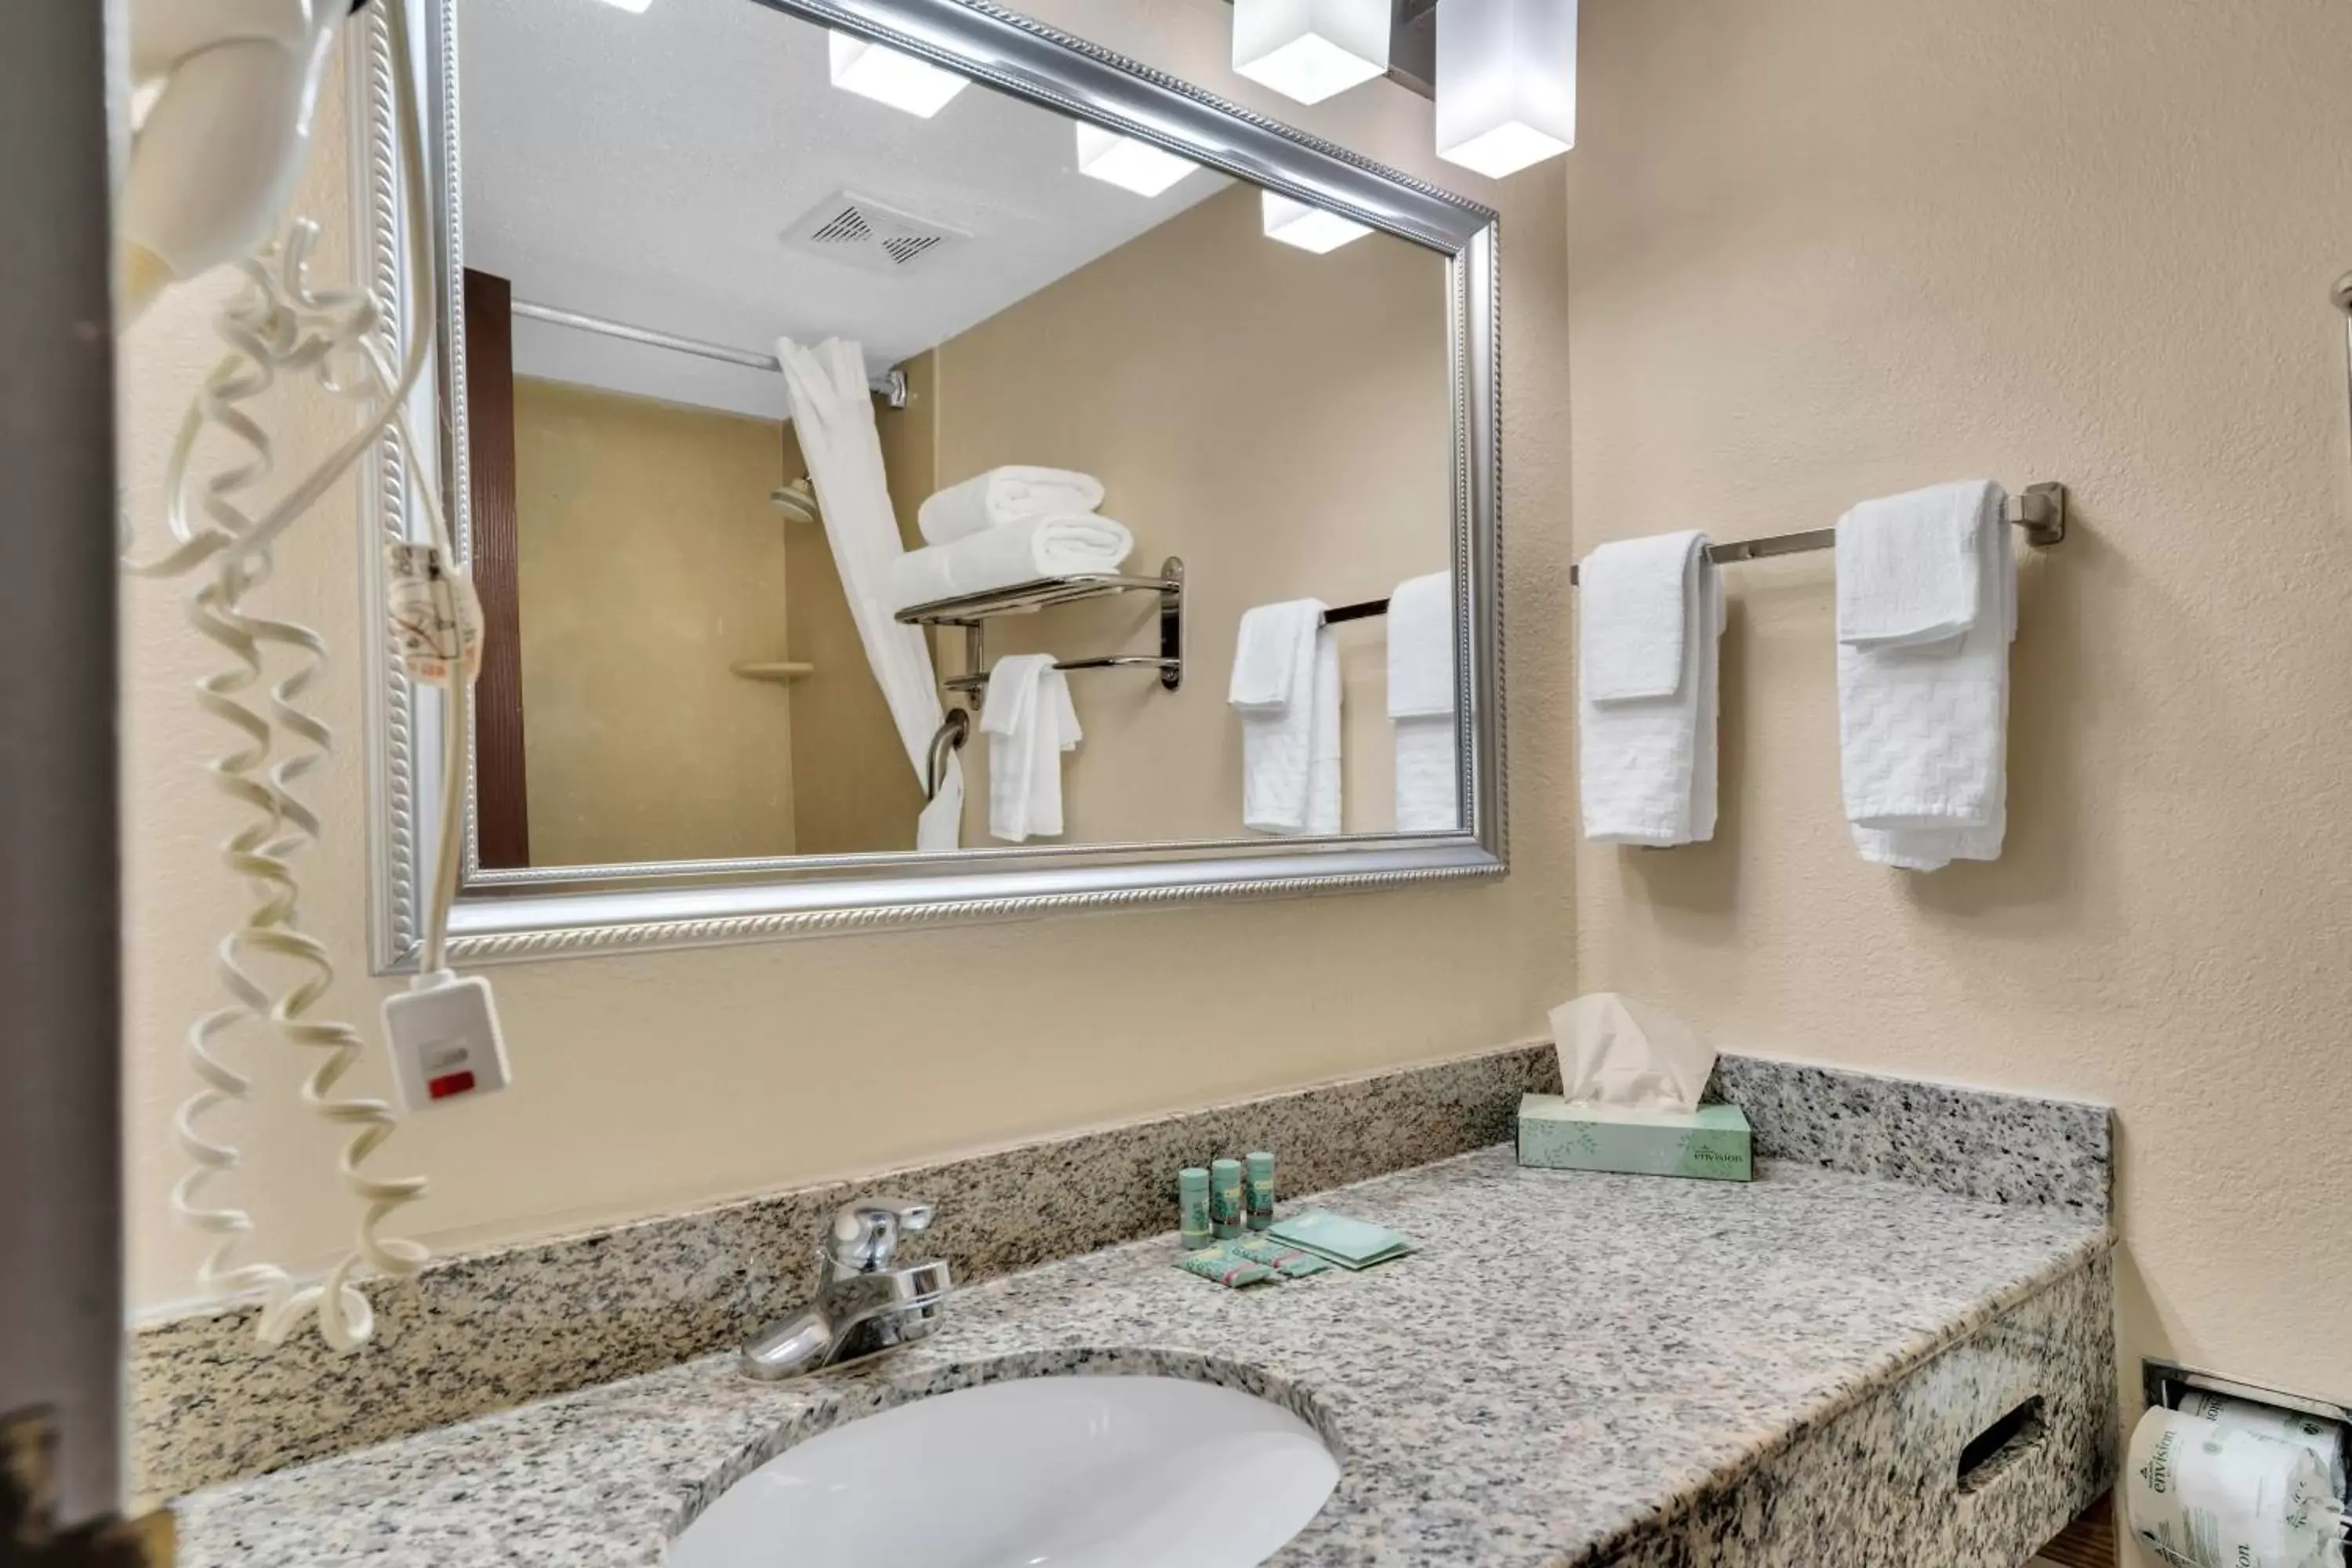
[825,1197,935,1273]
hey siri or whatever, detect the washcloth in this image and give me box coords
[1387,572,1458,832]
[1577,532,1722,845]
[1229,600,1340,835]
[1835,480,1998,648]
[885,513,1134,612]
[1838,484,2015,870]
[978,653,1082,843]
[917,466,1107,546]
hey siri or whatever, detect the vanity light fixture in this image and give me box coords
[828,31,970,118]
[1261,191,1371,253]
[1231,0,1389,106]
[1073,124,1196,197]
[1436,0,1578,179]
[587,0,652,10]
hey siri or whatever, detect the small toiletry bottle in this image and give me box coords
[1178,1167,1213,1251]
[1210,1158,1244,1239]
[1245,1151,1276,1230]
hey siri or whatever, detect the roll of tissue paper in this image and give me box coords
[2125,1404,2345,1568]
[2176,1388,2350,1501]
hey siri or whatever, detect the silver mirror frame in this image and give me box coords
[352,0,1504,970]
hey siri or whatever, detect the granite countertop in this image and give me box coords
[175,1146,2111,1567]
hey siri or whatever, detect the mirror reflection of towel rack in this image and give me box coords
[897,557,1185,699]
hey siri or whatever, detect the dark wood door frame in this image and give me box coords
[462,267,531,867]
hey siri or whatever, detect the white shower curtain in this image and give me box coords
[775,336,964,850]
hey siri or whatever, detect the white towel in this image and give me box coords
[1838,484,2015,871]
[1835,481,1997,648]
[978,654,1082,843]
[1578,532,1722,845]
[917,466,1106,546]
[1229,600,1341,835]
[885,514,1134,612]
[1387,572,1458,832]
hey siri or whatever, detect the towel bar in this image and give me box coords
[1566,481,2067,585]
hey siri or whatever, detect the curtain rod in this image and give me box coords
[510,299,909,408]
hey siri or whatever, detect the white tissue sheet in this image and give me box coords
[1547,992,1716,1114]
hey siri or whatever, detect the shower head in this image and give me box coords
[771,477,820,524]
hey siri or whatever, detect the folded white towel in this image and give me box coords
[886,514,1134,612]
[917,466,1107,546]
[1835,481,1998,648]
[1581,532,1704,702]
[978,653,1082,843]
[1229,600,1341,835]
[1387,572,1457,831]
[1578,532,1722,845]
[1838,485,2015,870]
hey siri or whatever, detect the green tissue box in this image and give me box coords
[1516,1094,1753,1182]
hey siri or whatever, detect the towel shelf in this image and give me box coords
[1566,481,2067,585]
[898,556,1185,699]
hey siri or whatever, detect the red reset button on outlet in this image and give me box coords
[427,1069,477,1101]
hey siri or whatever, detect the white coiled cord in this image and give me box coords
[125,0,456,1352]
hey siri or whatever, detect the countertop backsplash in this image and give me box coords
[133,1040,2111,1501]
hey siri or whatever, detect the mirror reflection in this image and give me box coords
[456,0,1462,868]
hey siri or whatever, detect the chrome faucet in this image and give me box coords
[739,1196,953,1381]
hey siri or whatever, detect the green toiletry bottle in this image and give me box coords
[1178,1167,1213,1250]
[1210,1158,1245,1239]
[1245,1151,1276,1231]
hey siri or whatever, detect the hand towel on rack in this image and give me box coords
[917,466,1107,546]
[1387,572,1458,832]
[1229,599,1340,835]
[1834,480,1995,648]
[1836,482,2015,871]
[978,653,1082,843]
[1577,532,1722,845]
[884,514,1135,612]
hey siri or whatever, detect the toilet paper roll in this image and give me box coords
[2126,1406,2341,1568]
[2177,1389,2350,1500]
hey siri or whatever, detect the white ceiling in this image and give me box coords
[458,0,1232,419]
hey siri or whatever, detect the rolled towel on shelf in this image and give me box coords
[917,466,1107,546]
[978,653,1083,843]
[1577,531,1722,846]
[1386,572,1458,832]
[1229,599,1340,836]
[886,513,1135,611]
[1835,480,2014,871]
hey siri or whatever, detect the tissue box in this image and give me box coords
[1516,1094,1753,1182]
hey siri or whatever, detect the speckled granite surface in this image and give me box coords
[137,1045,2114,1504]
[175,1147,2114,1567]
[1708,1055,2111,1217]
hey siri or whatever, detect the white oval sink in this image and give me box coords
[669,1374,1340,1568]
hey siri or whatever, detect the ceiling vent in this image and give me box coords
[782,190,965,276]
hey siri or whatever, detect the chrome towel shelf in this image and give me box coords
[1566,481,2067,585]
[895,556,1185,699]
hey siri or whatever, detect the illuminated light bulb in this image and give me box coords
[1261,191,1371,254]
[1436,0,1577,179]
[1073,124,1197,198]
[1231,0,1389,106]
[828,31,970,118]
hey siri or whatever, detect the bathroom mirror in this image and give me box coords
[356,0,1501,964]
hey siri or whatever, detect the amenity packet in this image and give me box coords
[1173,1245,1272,1289]
[1265,1209,1416,1270]
[1224,1234,1330,1278]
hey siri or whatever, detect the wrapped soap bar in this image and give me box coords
[1173,1245,1272,1289]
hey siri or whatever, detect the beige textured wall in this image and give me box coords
[1568,0,2352,1540]
[511,378,795,866]
[931,183,1454,843]
[118,3,1573,1312]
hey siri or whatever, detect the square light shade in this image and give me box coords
[828,31,970,118]
[1232,0,1389,106]
[1436,0,1577,178]
[1074,124,1196,198]
[1261,191,1371,254]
